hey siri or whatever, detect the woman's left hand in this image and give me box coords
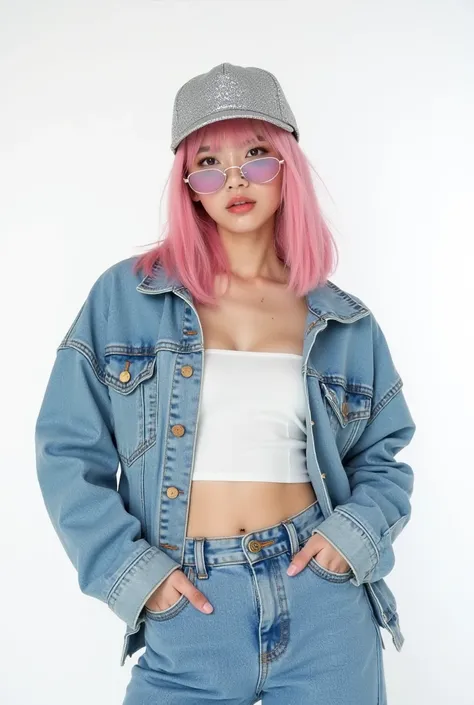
[287,533,352,576]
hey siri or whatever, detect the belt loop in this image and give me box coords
[282,519,300,559]
[193,538,209,580]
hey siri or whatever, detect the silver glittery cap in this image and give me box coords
[170,62,299,154]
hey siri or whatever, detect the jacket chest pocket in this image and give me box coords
[320,379,372,452]
[104,346,158,467]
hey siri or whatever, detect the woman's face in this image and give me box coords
[188,135,283,235]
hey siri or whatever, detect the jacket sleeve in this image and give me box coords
[311,316,416,586]
[35,279,182,630]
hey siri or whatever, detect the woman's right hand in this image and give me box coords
[144,568,214,614]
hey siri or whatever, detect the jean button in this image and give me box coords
[248,540,262,553]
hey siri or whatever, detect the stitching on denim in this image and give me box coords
[367,377,403,426]
[334,507,380,569]
[145,566,196,621]
[107,546,157,608]
[261,557,290,663]
[58,340,104,384]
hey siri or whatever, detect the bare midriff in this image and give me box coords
[185,271,318,539]
[186,481,318,538]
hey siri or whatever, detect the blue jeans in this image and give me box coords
[122,499,387,704]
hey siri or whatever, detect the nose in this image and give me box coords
[225,166,248,189]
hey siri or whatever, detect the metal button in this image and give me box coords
[166,486,179,499]
[119,360,131,383]
[181,365,193,378]
[311,420,315,425]
[171,424,185,437]
[321,473,326,479]
[248,540,263,553]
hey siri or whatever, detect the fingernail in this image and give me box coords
[287,564,298,576]
[203,602,213,613]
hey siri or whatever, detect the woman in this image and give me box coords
[36,63,416,704]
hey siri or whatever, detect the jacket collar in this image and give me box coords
[136,258,369,324]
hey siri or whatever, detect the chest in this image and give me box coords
[194,285,308,355]
[103,285,375,471]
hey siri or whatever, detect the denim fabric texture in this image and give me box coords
[122,500,387,704]
[34,256,416,673]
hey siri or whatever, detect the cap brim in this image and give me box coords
[171,110,297,154]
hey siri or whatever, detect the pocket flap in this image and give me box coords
[320,379,372,427]
[104,345,157,395]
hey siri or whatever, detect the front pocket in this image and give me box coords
[145,565,196,621]
[320,379,372,430]
[104,345,158,466]
[307,556,353,583]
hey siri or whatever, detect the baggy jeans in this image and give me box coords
[122,499,387,704]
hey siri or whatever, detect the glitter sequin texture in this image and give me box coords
[171,62,300,154]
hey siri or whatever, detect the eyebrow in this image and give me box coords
[197,135,267,154]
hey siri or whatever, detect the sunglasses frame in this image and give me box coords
[183,157,285,195]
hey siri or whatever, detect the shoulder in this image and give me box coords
[316,280,400,378]
[324,279,371,311]
[327,282,403,401]
[58,256,144,347]
[315,279,377,335]
[324,280,396,346]
[89,255,144,294]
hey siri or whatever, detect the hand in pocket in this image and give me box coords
[287,534,352,576]
[145,568,214,614]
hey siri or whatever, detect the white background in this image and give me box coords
[2,1,472,703]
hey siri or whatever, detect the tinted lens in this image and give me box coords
[188,169,225,194]
[187,157,281,194]
[242,157,280,183]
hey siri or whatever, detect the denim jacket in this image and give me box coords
[35,256,416,666]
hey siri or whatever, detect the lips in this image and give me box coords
[226,198,256,209]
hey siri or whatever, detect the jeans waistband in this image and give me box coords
[182,499,323,572]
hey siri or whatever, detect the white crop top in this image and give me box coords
[191,349,310,483]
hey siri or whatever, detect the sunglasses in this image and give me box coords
[183,157,285,195]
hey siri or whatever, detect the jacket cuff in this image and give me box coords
[107,546,182,629]
[311,508,379,586]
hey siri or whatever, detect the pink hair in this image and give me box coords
[133,117,339,306]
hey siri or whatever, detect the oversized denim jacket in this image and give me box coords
[35,256,416,666]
